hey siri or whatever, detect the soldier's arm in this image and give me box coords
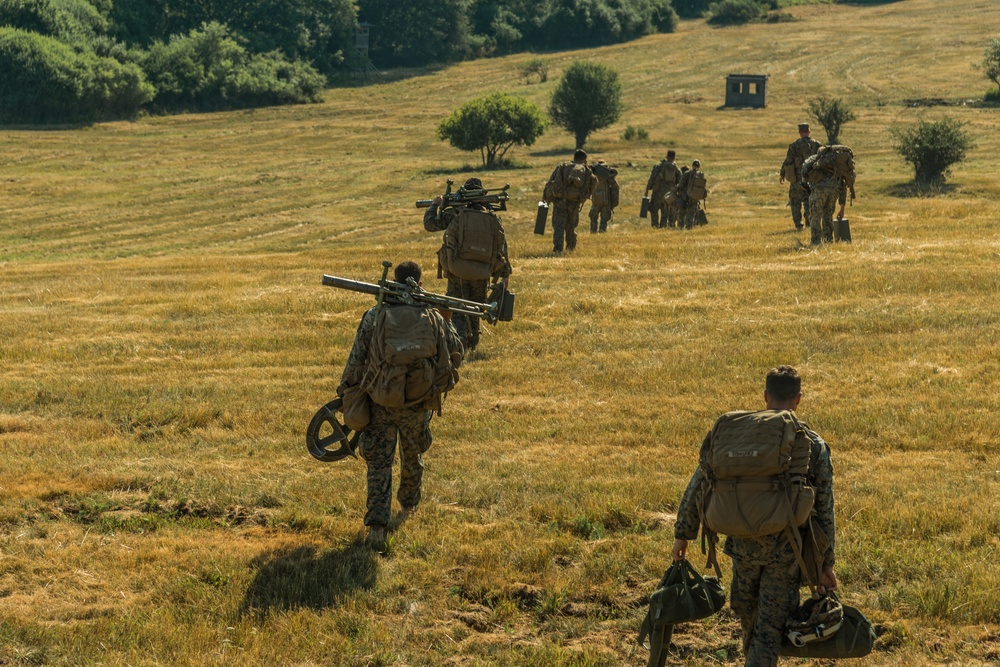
[442,315,464,369]
[673,433,711,541]
[340,308,377,387]
[423,202,452,232]
[808,431,836,569]
[645,165,659,192]
[783,142,797,167]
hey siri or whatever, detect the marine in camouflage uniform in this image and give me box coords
[544,149,597,253]
[588,160,619,233]
[645,151,682,228]
[339,262,464,543]
[672,366,837,667]
[801,148,856,246]
[780,124,821,230]
[676,160,707,229]
[424,178,511,353]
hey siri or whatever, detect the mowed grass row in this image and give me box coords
[3,0,1000,664]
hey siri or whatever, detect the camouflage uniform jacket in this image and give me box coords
[674,424,836,569]
[646,160,681,195]
[423,203,512,279]
[782,136,821,180]
[544,162,597,204]
[340,305,464,389]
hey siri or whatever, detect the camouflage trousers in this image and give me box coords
[727,536,802,667]
[649,189,676,228]
[552,200,583,252]
[788,182,811,229]
[360,404,433,528]
[588,204,613,233]
[808,182,839,244]
[680,198,702,229]
[446,275,487,352]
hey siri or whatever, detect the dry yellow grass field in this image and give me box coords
[2,0,1000,664]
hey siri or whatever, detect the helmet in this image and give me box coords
[786,594,844,647]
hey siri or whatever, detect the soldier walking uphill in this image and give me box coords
[589,160,620,234]
[645,150,682,228]
[424,178,512,354]
[675,159,708,229]
[801,146,856,245]
[672,366,837,667]
[543,149,597,254]
[338,261,464,549]
[780,123,821,231]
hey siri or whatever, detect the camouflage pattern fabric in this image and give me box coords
[446,275,487,351]
[674,426,836,667]
[788,182,811,230]
[360,403,432,528]
[340,305,464,528]
[588,203,613,233]
[423,203,511,279]
[551,200,583,252]
[646,160,682,228]
[808,178,840,245]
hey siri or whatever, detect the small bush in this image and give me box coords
[763,11,796,22]
[437,91,547,167]
[519,57,548,84]
[652,0,680,32]
[891,116,974,186]
[622,125,649,141]
[707,0,765,26]
[807,95,857,145]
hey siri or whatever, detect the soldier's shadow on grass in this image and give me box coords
[238,538,377,617]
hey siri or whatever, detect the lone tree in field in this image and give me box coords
[549,61,623,150]
[975,37,1000,99]
[437,92,547,167]
[807,96,856,145]
[891,117,973,187]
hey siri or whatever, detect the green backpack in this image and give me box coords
[440,207,505,282]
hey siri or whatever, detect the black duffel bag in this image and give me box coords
[780,592,876,659]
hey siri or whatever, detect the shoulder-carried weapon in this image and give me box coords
[323,261,515,325]
[416,179,510,213]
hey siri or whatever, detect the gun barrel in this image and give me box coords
[321,275,381,297]
[415,199,435,208]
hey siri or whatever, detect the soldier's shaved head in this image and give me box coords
[766,365,801,401]
[394,261,422,284]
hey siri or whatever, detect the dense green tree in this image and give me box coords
[891,117,973,186]
[807,96,856,145]
[0,0,110,45]
[707,0,764,26]
[671,0,711,18]
[549,60,623,149]
[437,91,546,167]
[357,0,474,67]
[0,26,152,123]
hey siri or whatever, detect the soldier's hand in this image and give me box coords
[671,539,688,561]
[837,205,846,219]
[780,174,786,184]
[433,195,444,206]
[818,566,838,594]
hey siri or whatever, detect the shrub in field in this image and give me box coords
[707,0,765,26]
[519,57,548,84]
[140,22,324,111]
[891,116,973,187]
[0,26,153,123]
[807,95,856,145]
[549,61,623,150]
[652,0,680,32]
[974,37,1000,99]
[622,125,649,141]
[437,91,546,167]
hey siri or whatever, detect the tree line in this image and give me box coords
[1,0,683,124]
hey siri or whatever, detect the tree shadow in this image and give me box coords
[883,182,957,198]
[327,63,448,88]
[238,537,377,618]
[424,161,532,176]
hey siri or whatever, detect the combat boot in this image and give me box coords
[366,525,386,550]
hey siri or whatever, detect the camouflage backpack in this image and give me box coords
[658,161,680,188]
[686,171,707,201]
[439,207,506,282]
[815,145,856,185]
[697,410,816,574]
[550,162,592,202]
[362,305,457,411]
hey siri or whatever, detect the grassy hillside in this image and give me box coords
[2,0,1000,664]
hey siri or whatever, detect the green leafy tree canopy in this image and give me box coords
[807,96,856,145]
[437,91,547,167]
[976,37,1000,97]
[549,60,623,150]
[891,116,974,187]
